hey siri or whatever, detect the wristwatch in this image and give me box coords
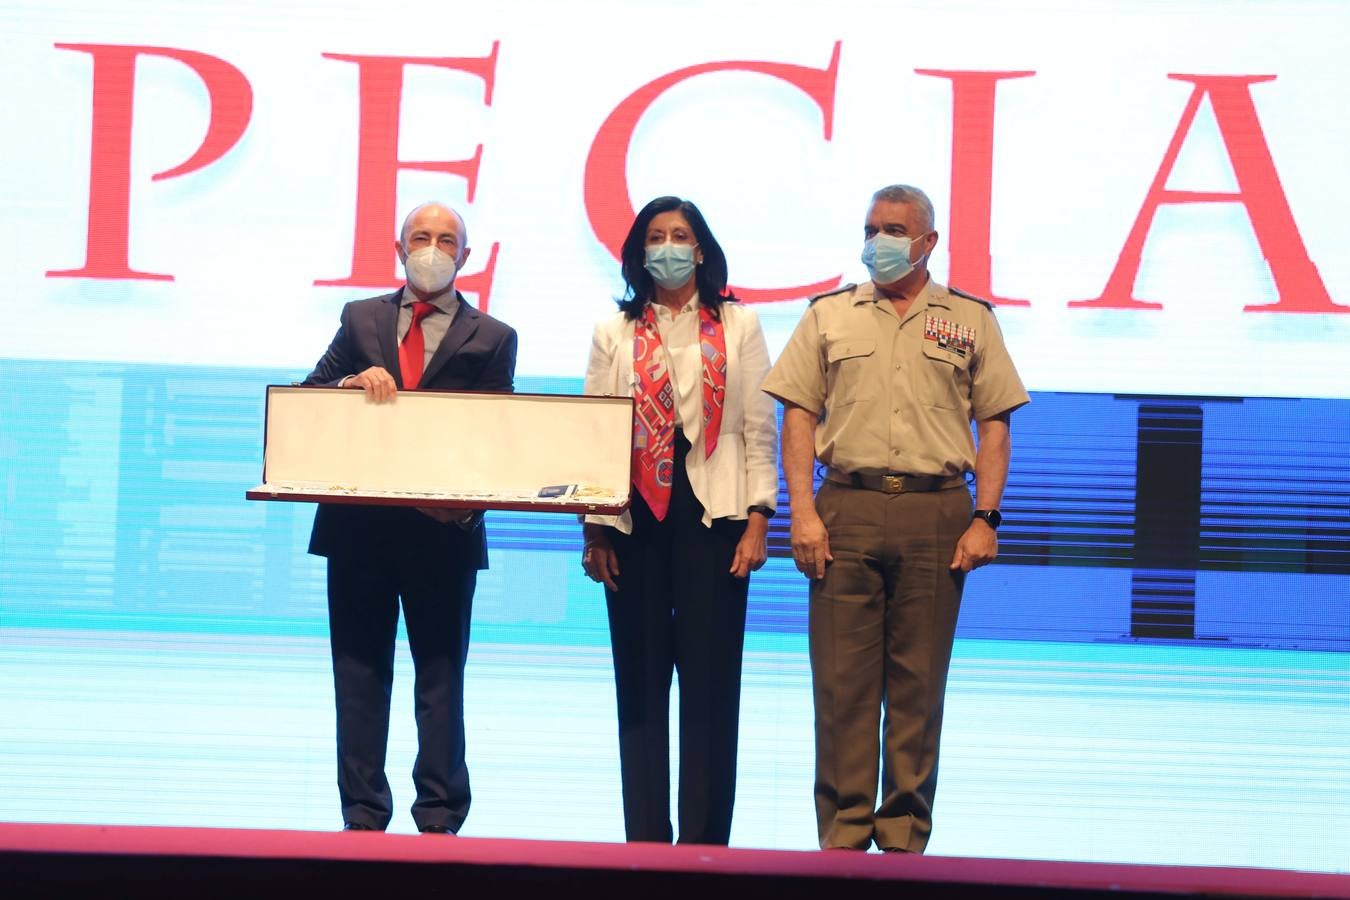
[748,505,776,519]
[972,509,1003,530]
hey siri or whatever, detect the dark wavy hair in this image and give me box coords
[618,196,736,319]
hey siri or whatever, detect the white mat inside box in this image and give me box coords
[247,386,633,513]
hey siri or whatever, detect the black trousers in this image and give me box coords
[602,434,750,844]
[326,551,476,832]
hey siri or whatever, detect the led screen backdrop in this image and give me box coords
[3,0,1348,394]
[1,0,1348,869]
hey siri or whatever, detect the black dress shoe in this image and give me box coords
[419,824,454,835]
[343,823,378,831]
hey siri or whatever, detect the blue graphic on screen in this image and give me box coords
[3,362,1346,648]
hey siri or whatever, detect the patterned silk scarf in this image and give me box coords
[631,303,728,520]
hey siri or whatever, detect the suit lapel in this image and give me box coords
[375,290,403,387]
[615,317,637,393]
[420,291,480,387]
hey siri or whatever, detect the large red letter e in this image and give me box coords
[48,44,253,282]
[316,46,499,308]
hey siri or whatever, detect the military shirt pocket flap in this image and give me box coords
[921,340,968,368]
[827,339,875,364]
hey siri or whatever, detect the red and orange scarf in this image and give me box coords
[631,304,727,520]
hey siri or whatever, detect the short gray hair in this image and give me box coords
[870,184,935,232]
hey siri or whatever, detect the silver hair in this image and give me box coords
[870,184,936,232]
[398,202,469,250]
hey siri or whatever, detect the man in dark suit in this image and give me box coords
[303,201,517,834]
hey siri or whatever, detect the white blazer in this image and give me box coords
[583,301,779,533]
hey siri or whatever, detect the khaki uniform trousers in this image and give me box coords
[809,479,971,852]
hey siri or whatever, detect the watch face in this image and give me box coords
[976,509,1002,529]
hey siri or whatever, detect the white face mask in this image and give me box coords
[403,245,458,294]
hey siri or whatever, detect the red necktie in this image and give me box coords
[398,301,437,389]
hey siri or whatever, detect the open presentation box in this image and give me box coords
[246,385,633,514]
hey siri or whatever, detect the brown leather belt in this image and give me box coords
[825,468,966,494]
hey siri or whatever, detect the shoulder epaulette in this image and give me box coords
[948,286,994,310]
[809,283,857,304]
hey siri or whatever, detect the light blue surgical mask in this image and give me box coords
[644,241,697,290]
[862,232,928,285]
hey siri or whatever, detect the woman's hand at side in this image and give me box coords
[581,523,621,591]
[729,511,769,578]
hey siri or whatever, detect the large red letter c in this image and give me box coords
[584,43,843,303]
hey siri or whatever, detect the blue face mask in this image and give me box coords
[862,232,927,285]
[644,242,697,290]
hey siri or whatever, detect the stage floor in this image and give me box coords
[1,628,1347,872]
[2,822,1348,900]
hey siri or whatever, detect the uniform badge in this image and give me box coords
[924,315,975,358]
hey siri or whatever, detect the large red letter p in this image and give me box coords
[48,44,254,282]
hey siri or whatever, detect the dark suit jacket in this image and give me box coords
[302,288,518,569]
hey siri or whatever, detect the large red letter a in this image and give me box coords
[1072,75,1343,313]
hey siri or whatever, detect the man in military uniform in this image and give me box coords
[762,184,1028,853]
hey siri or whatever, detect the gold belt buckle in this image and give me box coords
[881,474,905,493]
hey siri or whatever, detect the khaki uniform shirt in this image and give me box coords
[762,278,1029,477]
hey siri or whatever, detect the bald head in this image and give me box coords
[398,202,469,264]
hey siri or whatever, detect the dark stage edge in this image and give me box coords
[1,823,1346,900]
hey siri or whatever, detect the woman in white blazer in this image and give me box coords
[581,196,778,845]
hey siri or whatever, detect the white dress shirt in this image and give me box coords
[650,293,707,445]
